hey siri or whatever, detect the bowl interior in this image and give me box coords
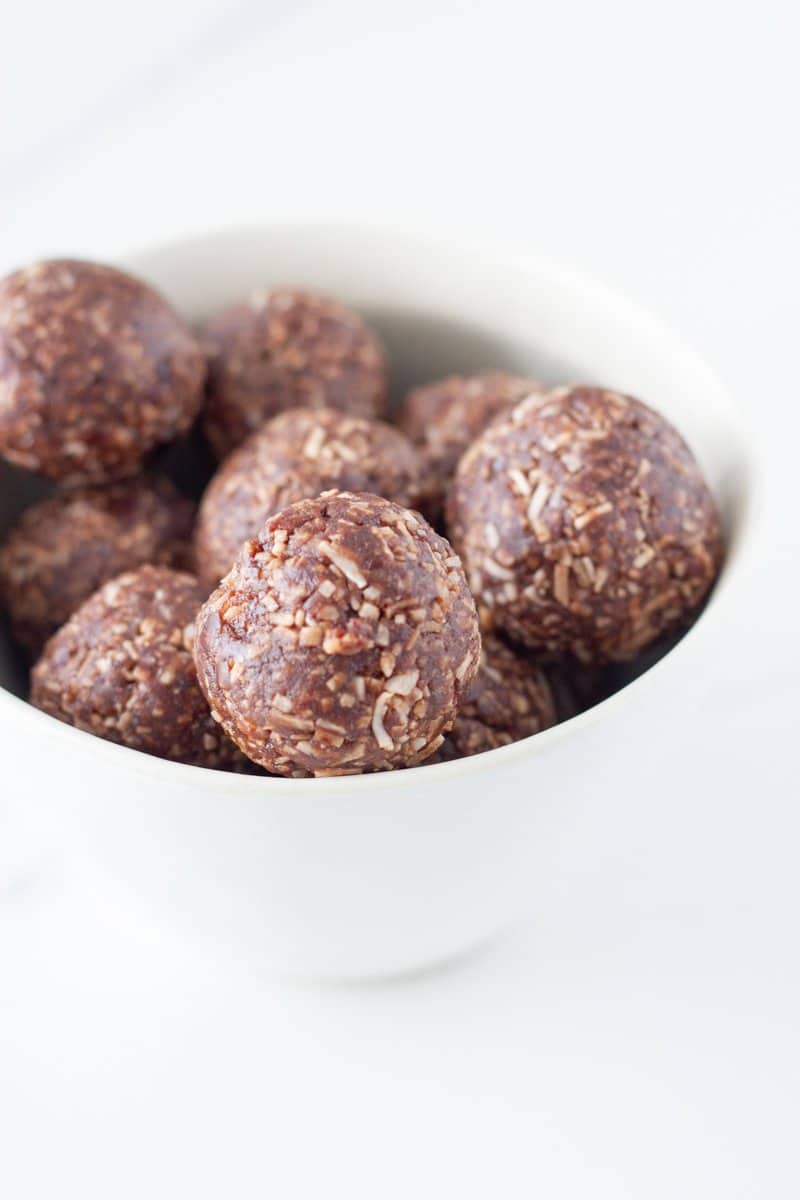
[0,226,752,710]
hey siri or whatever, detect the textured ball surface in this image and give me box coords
[195,407,422,588]
[433,634,557,761]
[202,288,388,458]
[194,491,481,776]
[0,260,205,483]
[399,371,545,520]
[31,565,245,769]
[0,475,194,657]
[447,386,723,664]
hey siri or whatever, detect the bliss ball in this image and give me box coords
[195,407,423,588]
[398,371,546,520]
[30,565,245,769]
[0,260,205,484]
[446,386,723,664]
[202,288,389,458]
[0,476,195,657]
[194,491,481,777]
[432,634,557,762]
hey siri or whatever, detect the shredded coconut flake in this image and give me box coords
[574,501,613,530]
[508,468,531,496]
[371,692,394,750]
[317,541,367,587]
[386,669,419,696]
[527,480,552,524]
[456,650,474,681]
[302,425,326,459]
[482,557,514,581]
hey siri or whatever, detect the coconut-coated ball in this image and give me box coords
[194,407,423,588]
[202,288,389,458]
[194,491,481,777]
[0,260,205,484]
[398,370,546,520]
[432,634,557,761]
[30,566,245,769]
[0,476,194,657]
[446,386,723,664]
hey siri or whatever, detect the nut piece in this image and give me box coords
[0,476,195,657]
[432,634,557,761]
[194,491,481,777]
[0,260,205,484]
[398,371,546,520]
[202,288,389,458]
[30,565,245,769]
[446,386,723,664]
[195,407,424,587]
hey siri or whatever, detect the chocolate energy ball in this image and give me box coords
[0,260,205,484]
[195,406,423,588]
[0,476,195,657]
[202,288,389,459]
[447,386,723,664]
[31,565,244,769]
[194,491,481,777]
[432,634,557,762]
[398,371,546,520]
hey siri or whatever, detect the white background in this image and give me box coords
[1,2,798,1196]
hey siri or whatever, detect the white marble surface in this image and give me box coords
[2,1,799,1196]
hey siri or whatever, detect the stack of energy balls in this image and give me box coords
[0,259,724,778]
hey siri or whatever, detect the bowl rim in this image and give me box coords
[0,221,765,798]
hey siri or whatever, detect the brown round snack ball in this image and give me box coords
[202,288,389,459]
[447,386,723,664]
[195,407,423,588]
[0,260,205,484]
[0,476,195,657]
[432,634,557,762]
[194,491,481,777]
[30,565,244,769]
[399,371,546,520]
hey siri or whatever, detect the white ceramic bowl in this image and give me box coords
[0,226,759,978]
